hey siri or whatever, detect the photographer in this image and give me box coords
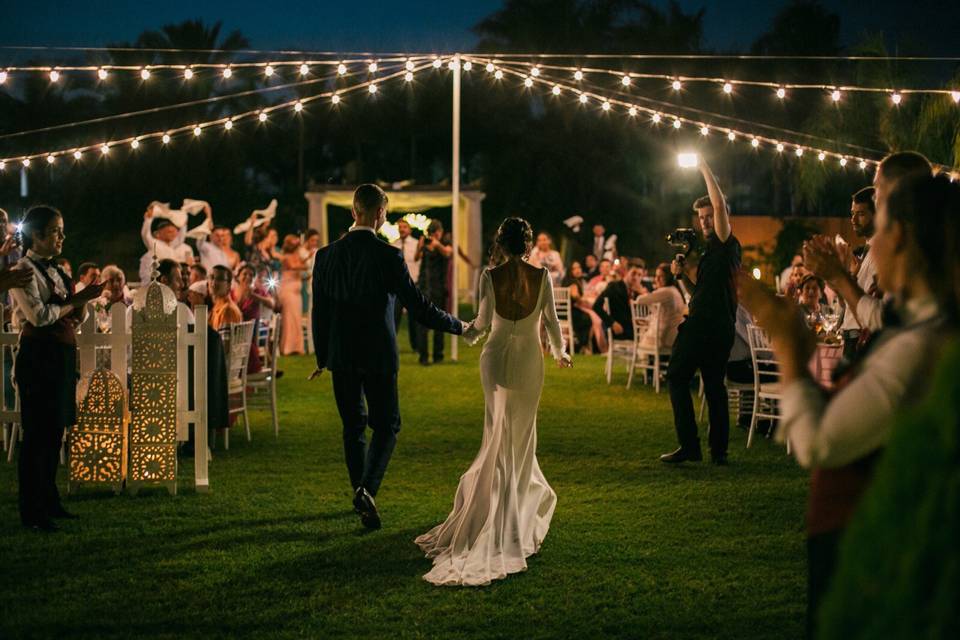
[662,157,741,465]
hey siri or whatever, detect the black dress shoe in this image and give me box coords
[352,487,382,530]
[49,506,79,520]
[23,518,60,532]
[660,447,703,463]
[711,454,729,466]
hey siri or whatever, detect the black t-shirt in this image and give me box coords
[688,233,741,326]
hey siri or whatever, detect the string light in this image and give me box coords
[294,101,303,112]
[672,118,681,128]
[574,69,583,81]
[22,158,30,167]
[727,131,736,141]
[97,68,108,80]
[776,87,786,99]
[368,61,378,73]
[49,69,60,83]
[494,69,503,80]
[405,60,415,72]
[193,125,203,136]
[162,133,171,144]
[432,58,442,69]
[531,66,541,77]
[100,144,110,155]
[404,71,414,82]
[338,63,347,75]
[140,68,151,80]
[776,142,784,153]
[0,70,8,84]
[831,89,842,102]
[672,79,682,91]
[818,151,826,161]
[621,75,631,86]
[73,150,81,160]
[485,62,495,73]
[184,67,194,80]
[264,65,274,77]
[891,92,902,105]
[859,160,868,170]
[299,63,309,76]
[0,161,5,170]
[952,91,960,103]
[331,93,341,104]
[523,77,533,88]
[751,137,760,148]
[722,82,733,94]
[551,85,561,95]
[628,106,637,116]
[258,111,268,121]
[840,157,848,167]
[131,138,140,149]
[462,61,472,71]
[224,119,233,130]
[579,93,589,104]
[795,147,804,157]
[368,83,378,94]
[47,154,55,164]
[700,125,709,136]
[222,66,233,79]
[651,113,661,123]
[602,101,612,111]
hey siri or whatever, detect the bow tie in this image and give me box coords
[33,256,57,269]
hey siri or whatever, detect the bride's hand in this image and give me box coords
[557,354,573,368]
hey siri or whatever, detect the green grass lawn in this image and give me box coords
[1,336,808,639]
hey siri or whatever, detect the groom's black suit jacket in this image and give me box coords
[312,228,463,373]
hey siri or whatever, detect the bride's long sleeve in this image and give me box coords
[540,270,569,363]
[463,268,493,345]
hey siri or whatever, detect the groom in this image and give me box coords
[311,184,465,529]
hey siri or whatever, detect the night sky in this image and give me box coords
[2,1,958,56]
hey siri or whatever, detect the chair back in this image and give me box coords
[747,324,782,385]
[554,286,571,322]
[632,301,660,350]
[220,320,256,394]
[267,314,282,376]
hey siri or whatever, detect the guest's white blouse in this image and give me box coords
[780,296,942,469]
[633,286,687,349]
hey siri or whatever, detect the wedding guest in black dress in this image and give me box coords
[10,206,103,531]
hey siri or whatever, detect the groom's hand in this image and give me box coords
[308,367,325,380]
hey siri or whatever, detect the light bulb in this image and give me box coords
[722,82,733,94]
[751,137,760,148]
[46,154,55,164]
[258,111,268,121]
[0,161,5,170]
[485,62,495,73]
[447,59,459,72]
[776,87,786,99]
[140,68,150,80]
[859,160,868,170]
[299,63,309,76]
[184,67,194,80]
[192,126,201,136]
[73,150,82,160]
[628,106,637,117]
[551,85,561,95]
[331,94,341,104]
[462,61,472,71]
[602,101,611,111]
[795,147,804,157]
[574,69,583,81]
[818,151,826,161]
[531,66,540,77]
[831,89,841,102]
[727,131,736,141]
[672,79,682,91]
[337,63,347,75]
[97,68,108,80]
[840,157,848,167]
[651,113,661,123]
[222,66,232,79]
[0,70,6,84]
[369,62,378,73]
[494,69,503,80]
[131,138,140,149]
[524,77,533,88]
[579,94,588,104]
[368,83,378,94]
[432,58,442,69]
[621,75,632,86]
[672,119,682,129]
[294,101,303,112]
[101,144,110,155]
[776,142,784,153]
[162,133,171,144]
[224,119,233,130]
[404,71,414,82]
[264,65,274,77]
[49,69,60,82]
[951,91,960,103]
[405,60,415,72]
[22,158,31,168]
[891,92,902,105]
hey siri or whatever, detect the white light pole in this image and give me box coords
[451,53,461,361]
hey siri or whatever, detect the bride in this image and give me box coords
[415,217,572,586]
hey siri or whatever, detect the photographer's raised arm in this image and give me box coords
[700,160,731,242]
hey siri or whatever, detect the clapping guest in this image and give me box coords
[528,232,565,285]
[279,235,307,355]
[739,169,960,637]
[138,204,194,284]
[244,221,281,275]
[10,206,104,531]
[197,204,241,272]
[585,258,613,301]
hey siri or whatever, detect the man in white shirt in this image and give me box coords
[391,219,420,350]
[138,205,194,284]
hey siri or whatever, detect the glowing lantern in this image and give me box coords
[68,369,127,494]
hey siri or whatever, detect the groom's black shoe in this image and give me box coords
[353,487,382,530]
[659,447,703,464]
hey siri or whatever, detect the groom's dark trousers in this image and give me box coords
[312,228,462,496]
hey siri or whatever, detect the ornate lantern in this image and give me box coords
[68,368,127,494]
[128,282,179,495]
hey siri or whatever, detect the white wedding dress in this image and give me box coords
[415,264,567,586]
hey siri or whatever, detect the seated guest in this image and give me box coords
[561,261,596,352]
[74,262,100,292]
[528,232,565,285]
[189,264,207,288]
[139,204,194,284]
[784,263,808,300]
[593,266,643,341]
[94,265,132,332]
[207,265,242,331]
[779,254,804,294]
[583,253,599,279]
[631,263,687,349]
[798,273,825,330]
[739,166,959,637]
[233,263,277,372]
[584,258,613,303]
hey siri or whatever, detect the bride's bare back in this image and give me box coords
[488,259,546,321]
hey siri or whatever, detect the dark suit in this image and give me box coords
[312,228,463,496]
[592,280,634,340]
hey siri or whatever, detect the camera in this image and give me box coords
[666,228,698,264]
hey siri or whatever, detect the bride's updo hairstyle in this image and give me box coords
[495,217,533,258]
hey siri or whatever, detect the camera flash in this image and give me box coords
[677,153,698,169]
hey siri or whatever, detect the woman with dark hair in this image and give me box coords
[631,262,687,349]
[740,166,960,636]
[279,234,306,355]
[10,206,103,531]
[234,263,277,372]
[416,217,571,587]
[244,224,281,275]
